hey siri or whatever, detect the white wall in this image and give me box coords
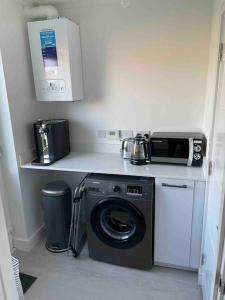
[203,0,225,158]
[0,49,27,243]
[0,0,214,250]
[0,1,52,156]
[46,0,213,150]
[0,51,23,249]
[0,0,55,248]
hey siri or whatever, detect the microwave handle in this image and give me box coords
[187,138,194,166]
[161,183,188,189]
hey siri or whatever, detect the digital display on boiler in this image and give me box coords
[40,30,58,71]
[127,186,142,196]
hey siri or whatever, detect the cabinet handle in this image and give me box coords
[161,183,188,189]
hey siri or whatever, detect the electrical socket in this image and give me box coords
[119,130,133,140]
[106,130,120,141]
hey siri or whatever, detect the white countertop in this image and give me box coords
[20,152,206,182]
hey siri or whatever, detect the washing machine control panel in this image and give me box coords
[127,186,143,196]
[85,175,154,200]
[113,185,121,193]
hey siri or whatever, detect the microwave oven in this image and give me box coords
[150,132,206,167]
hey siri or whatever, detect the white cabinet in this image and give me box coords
[154,178,205,269]
[154,178,194,268]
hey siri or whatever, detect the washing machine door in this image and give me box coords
[91,197,146,249]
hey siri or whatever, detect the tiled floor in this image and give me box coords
[15,240,202,300]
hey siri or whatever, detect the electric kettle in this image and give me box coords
[130,134,150,165]
[121,138,134,159]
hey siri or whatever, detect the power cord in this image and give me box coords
[67,173,90,257]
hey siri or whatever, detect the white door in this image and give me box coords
[201,15,225,300]
[154,178,194,268]
[217,224,225,300]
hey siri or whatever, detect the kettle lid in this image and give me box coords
[134,133,150,141]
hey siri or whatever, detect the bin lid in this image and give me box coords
[41,181,70,196]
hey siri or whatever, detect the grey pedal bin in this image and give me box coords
[41,181,71,252]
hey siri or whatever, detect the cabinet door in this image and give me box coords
[154,178,194,267]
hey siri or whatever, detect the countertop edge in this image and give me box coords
[20,152,206,182]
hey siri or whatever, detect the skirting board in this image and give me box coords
[13,224,45,252]
[154,261,198,272]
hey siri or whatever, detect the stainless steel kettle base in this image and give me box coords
[130,159,147,166]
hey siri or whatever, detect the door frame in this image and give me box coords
[0,164,19,300]
[215,194,225,300]
[200,1,225,299]
[0,50,19,300]
[211,23,225,296]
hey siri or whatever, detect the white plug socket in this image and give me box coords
[106,130,120,141]
[119,130,133,140]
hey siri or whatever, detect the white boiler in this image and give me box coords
[28,18,83,102]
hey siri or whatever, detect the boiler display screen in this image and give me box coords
[40,30,58,70]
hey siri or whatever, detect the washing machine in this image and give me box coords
[85,174,155,270]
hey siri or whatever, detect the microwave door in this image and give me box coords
[151,139,189,165]
[187,138,194,166]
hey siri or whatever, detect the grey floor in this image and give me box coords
[15,240,202,300]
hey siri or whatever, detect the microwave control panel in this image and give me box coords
[192,139,204,166]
